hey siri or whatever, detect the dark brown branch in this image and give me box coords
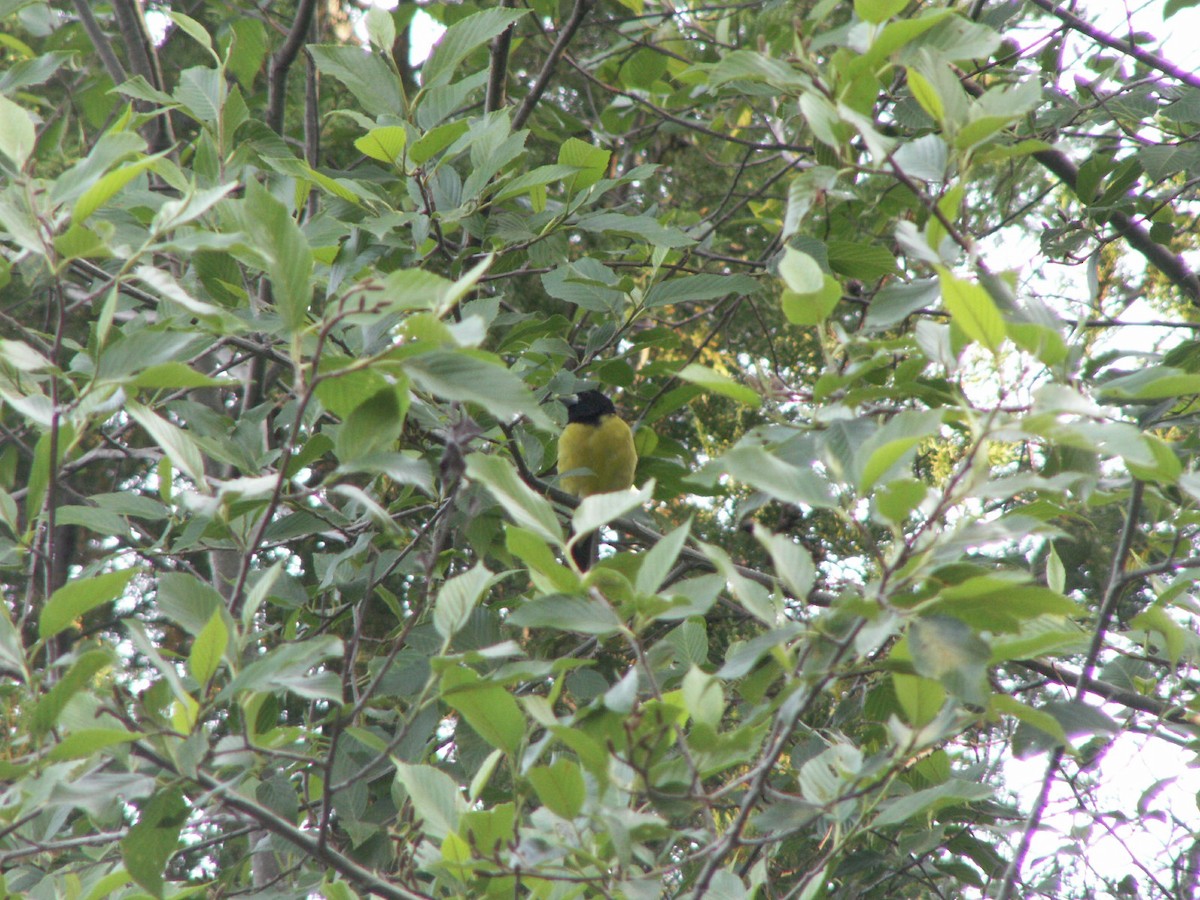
[486,0,516,114]
[267,0,318,134]
[110,0,172,151]
[1027,0,1200,91]
[957,65,1200,302]
[71,0,127,87]
[129,744,435,900]
[513,0,595,131]
[1016,659,1200,726]
[1032,146,1200,301]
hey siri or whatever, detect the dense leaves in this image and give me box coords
[3,1,1200,898]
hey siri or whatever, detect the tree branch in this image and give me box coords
[1028,0,1200,91]
[129,744,435,900]
[110,0,173,150]
[268,0,318,134]
[1015,659,1199,726]
[513,0,595,131]
[996,481,1146,900]
[70,0,127,87]
[486,0,516,114]
[1031,146,1200,301]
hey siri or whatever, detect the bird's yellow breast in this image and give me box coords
[558,413,637,497]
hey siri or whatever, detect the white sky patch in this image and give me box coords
[363,0,446,67]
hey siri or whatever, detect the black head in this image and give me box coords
[565,390,615,425]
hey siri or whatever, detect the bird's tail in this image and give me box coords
[570,530,597,570]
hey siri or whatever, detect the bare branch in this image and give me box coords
[513,0,596,131]
[268,0,318,134]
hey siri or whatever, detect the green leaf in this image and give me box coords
[937,268,1006,353]
[908,616,990,705]
[781,276,842,326]
[856,409,944,491]
[129,362,236,390]
[635,519,691,595]
[421,8,528,91]
[222,636,344,703]
[541,258,622,312]
[157,572,224,636]
[0,50,74,95]
[167,12,215,54]
[134,264,228,320]
[0,606,25,682]
[364,4,396,51]
[393,762,467,840]
[441,667,525,754]
[174,65,224,125]
[1131,606,1189,665]
[405,349,552,429]
[557,137,611,191]
[334,386,405,465]
[1055,702,1122,738]
[1005,631,1086,686]
[528,758,585,819]
[0,338,53,372]
[573,211,692,248]
[706,50,807,89]
[892,672,945,727]
[855,0,909,23]
[235,181,313,333]
[459,801,516,853]
[226,18,267,88]
[906,67,944,123]
[993,694,1068,750]
[506,595,623,635]
[122,788,188,898]
[933,575,1078,632]
[753,524,815,599]
[644,273,758,308]
[1099,366,1200,400]
[308,44,405,117]
[151,183,237,233]
[72,149,169,224]
[719,445,835,509]
[778,247,824,293]
[826,241,898,280]
[40,568,139,640]
[32,648,114,736]
[677,363,761,408]
[0,94,34,166]
[409,120,471,165]
[872,779,993,828]
[682,665,724,728]
[434,564,497,639]
[572,482,652,550]
[126,401,209,488]
[491,164,577,203]
[47,727,143,761]
[465,453,563,544]
[189,609,228,686]
[875,478,928,523]
[354,125,407,164]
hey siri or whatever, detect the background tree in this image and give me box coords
[3,0,1200,897]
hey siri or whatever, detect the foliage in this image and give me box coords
[2,0,1200,897]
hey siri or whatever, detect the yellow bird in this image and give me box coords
[557,390,637,569]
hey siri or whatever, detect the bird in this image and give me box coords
[557,390,637,570]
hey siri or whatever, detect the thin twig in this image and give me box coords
[995,481,1145,900]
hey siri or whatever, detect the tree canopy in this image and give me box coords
[4,0,1200,897]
